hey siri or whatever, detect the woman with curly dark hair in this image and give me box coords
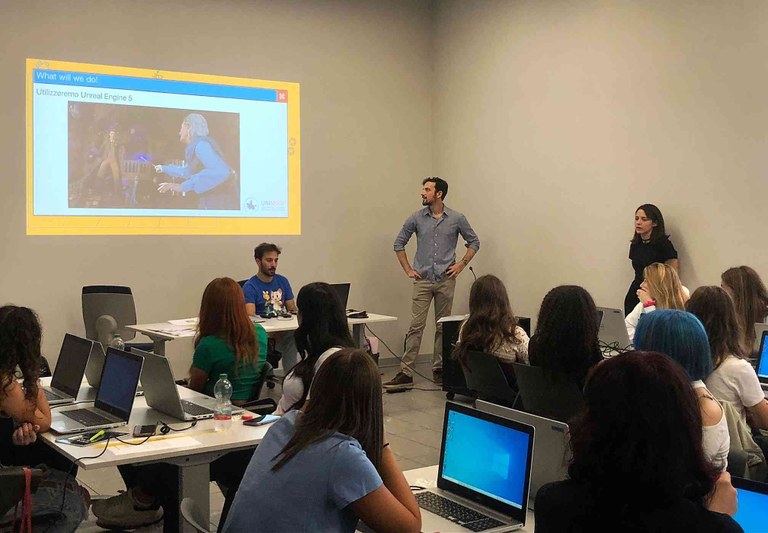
[0,305,51,436]
[455,275,529,384]
[535,351,740,532]
[528,285,602,390]
[0,305,89,531]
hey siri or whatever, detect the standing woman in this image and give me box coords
[721,266,768,352]
[625,204,679,316]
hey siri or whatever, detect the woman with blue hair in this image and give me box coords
[634,309,730,471]
[155,113,236,209]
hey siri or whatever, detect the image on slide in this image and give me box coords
[68,103,240,210]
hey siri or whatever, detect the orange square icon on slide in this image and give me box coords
[277,89,288,102]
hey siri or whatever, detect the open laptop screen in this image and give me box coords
[757,331,768,382]
[732,477,768,531]
[51,334,93,397]
[438,402,534,519]
[95,348,143,419]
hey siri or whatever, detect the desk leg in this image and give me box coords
[162,453,222,533]
[352,323,366,350]
[152,339,167,356]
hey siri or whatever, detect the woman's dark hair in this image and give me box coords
[568,351,717,506]
[0,306,42,405]
[686,286,748,368]
[273,348,383,471]
[288,282,355,411]
[630,204,667,244]
[195,278,258,375]
[634,309,713,382]
[528,286,601,387]
[455,275,520,366]
[721,266,768,350]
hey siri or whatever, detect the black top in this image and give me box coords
[534,480,743,533]
[628,235,678,289]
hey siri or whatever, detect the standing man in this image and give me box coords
[243,243,299,371]
[385,177,480,391]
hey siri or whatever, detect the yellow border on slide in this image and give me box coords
[26,58,300,235]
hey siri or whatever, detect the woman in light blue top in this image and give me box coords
[224,348,421,533]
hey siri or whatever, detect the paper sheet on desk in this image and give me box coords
[168,318,198,326]
[109,436,203,455]
[147,325,197,335]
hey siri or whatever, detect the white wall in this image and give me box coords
[0,0,434,373]
[433,0,768,324]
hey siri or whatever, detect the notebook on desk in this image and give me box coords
[732,476,768,531]
[51,347,144,434]
[414,402,534,532]
[475,400,569,509]
[43,334,94,406]
[135,348,239,421]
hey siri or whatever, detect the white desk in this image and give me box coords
[404,465,535,533]
[41,381,270,533]
[128,313,397,355]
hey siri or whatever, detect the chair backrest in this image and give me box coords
[82,285,138,344]
[180,498,212,533]
[237,279,248,288]
[512,362,585,423]
[462,350,518,407]
[249,361,273,402]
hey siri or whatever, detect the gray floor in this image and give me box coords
[75,361,451,531]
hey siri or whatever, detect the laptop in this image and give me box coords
[414,402,534,532]
[755,331,768,393]
[754,323,768,356]
[329,282,351,310]
[596,306,631,352]
[84,341,107,388]
[43,334,94,405]
[475,400,569,509]
[732,476,768,531]
[134,348,229,421]
[51,347,144,434]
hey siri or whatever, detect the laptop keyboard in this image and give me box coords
[44,389,65,401]
[181,400,214,416]
[62,408,113,426]
[416,492,506,531]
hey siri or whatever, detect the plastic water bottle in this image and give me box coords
[109,333,125,351]
[213,374,233,431]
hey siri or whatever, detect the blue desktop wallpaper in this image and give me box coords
[442,410,530,508]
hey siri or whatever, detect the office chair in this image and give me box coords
[461,350,518,408]
[512,363,585,423]
[240,361,278,415]
[180,498,212,533]
[81,285,153,351]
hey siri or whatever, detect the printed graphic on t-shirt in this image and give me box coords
[262,288,284,314]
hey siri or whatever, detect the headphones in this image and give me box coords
[159,420,197,435]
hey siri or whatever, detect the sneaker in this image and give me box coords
[383,372,414,391]
[92,489,163,529]
[433,368,443,385]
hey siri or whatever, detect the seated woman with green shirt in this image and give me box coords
[92,277,267,531]
[188,277,267,404]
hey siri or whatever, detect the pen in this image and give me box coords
[89,430,106,443]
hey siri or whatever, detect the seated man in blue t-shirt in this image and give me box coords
[243,243,299,371]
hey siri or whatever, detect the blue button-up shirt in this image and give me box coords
[393,206,480,282]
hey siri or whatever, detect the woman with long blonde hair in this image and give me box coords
[625,262,689,342]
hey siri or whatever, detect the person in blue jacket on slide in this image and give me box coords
[155,113,237,209]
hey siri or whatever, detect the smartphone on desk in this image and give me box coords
[243,414,280,427]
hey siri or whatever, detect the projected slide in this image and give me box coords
[27,59,301,235]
